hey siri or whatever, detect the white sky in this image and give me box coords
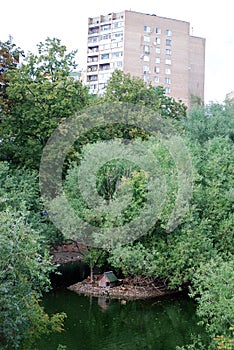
[1,0,234,104]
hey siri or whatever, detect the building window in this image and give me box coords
[165,67,171,74]
[166,29,172,36]
[90,84,97,90]
[144,25,150,33]
[101,24,111,31]
[110,61,123,69]
[88,27,99,35]
[155,57,160,63]
[99,83,106,89]
[154,66,160,73]
[87,65,98,72]
[100,43,110,50]
[155,37,161,44]
[101,53,109,60]
[88,36,98,43]
[144,45,150,53]
[99,63,110,71]
[166,39,171,46]
[144,35,150,42]
[112,32,123,39]
[112,41,123,48]
[165,48,172,55]
[87,56,98,63]
[154,76,159,83]
[156,47,161,54]
[100,34,111,40]
[112,51,123,58]
[143,74,149,82]
[165,87,171,94]
[143,55,150,62]
[143,65,149,73]
[156,27,161,34]
[113,21,124,29]
[165,77,171,84]
[88,75,98,82]
[165,58,171,65]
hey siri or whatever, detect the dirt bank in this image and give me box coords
[67,277,179,300]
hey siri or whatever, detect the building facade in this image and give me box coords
[86,10,205,106]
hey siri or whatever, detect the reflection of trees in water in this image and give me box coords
[39,292,207,350]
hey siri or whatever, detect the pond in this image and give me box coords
[38,288,208,350]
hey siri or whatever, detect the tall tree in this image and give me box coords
[0,38,23,116]
[0,37,90,169]
[0,209,66,349]
[103,70,187,119]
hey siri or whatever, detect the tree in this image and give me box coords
[0,38,90,169]
[0,209,66,349]
[103,70,187,118]
[0,38,23,116]
[0,161,64,245]
[184,103,234,144]
[190,257,234,345]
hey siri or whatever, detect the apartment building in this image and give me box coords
[86,10,205,106]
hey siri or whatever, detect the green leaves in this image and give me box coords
[0,38,90,169]
[190,257,234,340]
[0,210,66,349]
[103,70,187,118]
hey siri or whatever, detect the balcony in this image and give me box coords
[88,46,99,55]
[88,27,99,35]
[87,36,98,46]
[99,63,110,71]
[87,56,98,63]
[87,74,98,82]
[87,65,98,74]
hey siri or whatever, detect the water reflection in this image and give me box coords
[38,289,208,350]
[98,296,111,312]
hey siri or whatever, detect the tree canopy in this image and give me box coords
[104,70,187,119]
[0,38,90,169]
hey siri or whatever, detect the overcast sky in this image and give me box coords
[1,0,234,103]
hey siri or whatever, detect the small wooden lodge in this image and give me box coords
[98,271,120,288]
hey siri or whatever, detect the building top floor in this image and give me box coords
[87,10,205,41]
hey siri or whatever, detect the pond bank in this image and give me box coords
[67,277,182,300]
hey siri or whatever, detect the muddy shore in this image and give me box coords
[67,278,179,300]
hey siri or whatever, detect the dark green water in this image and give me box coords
[38,289,208,350]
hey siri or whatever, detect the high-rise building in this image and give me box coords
[86,10,205,106]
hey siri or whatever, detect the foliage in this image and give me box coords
[0,38,90,169]
[0,162,39,212]
[213,327,234,350]
[0,210,66,349]
[184,103,234,144]
[190,136,234,256]
[0,39,23,115]
[103,70,187,118]
[82,247,108,283]
[176,335,207,349]
[0,161,64,245]
[190,258,234,347]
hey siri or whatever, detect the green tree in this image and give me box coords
[104,70,187,118]
[0,37,90,169]
[0,39,23,116]
[0,161,63,245]
[0,209,66,349]
[190,257,234,345]
[184,103,234,144]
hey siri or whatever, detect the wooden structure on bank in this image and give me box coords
[98,271,120,288]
